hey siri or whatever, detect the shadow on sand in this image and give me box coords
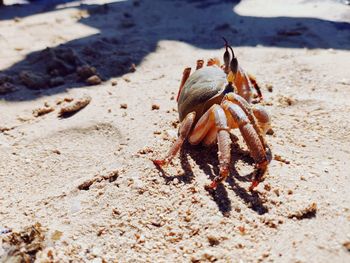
[156,141,269,216]
[0,0,349,101]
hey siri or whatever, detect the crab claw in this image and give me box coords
[204,181,218,193]
[249,160,268,191]
[205,165,230,191]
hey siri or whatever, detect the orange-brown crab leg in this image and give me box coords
[176,67,191,102]
[196,59,204,70]
[247,73,263,102]
[207,58,220,67]
[153,112,196,166]
[224,93,269,152]
[222,98,270,190]
[252,105,271,135]
[188,105,231,190]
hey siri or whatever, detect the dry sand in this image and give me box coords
[0,0,350,262]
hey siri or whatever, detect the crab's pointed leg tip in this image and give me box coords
[152,159,166,167]
[249,180,259,192]
[205,181,218,192]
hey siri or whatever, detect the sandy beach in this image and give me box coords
[1,0,350,262]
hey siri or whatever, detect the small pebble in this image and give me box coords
[207,235,220,246]
[86,75,102,85]
[266,83,273,92]
[264,184,271,191]
[120,103,128,109]
[52,149,61,155]
[152,104,160,110]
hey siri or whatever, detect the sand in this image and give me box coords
[0,0,350,262]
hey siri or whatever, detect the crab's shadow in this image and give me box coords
[157,140,268,216]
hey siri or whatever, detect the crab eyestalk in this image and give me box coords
[223,38,231,74]
[222,38,238,83]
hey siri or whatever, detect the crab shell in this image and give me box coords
[177,67,226,122]
[177,66,252,122]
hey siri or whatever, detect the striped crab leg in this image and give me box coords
[153,112,196,167]
[176,67,191,102]
[188,105,232,190]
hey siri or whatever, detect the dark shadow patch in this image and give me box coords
[0,0,349,101]
[206,183,232,216]
[154,144,195,185]
[183,141,267,215]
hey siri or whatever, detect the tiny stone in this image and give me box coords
[33,106,55,117]
[207,235,220,246]
[152,104,160,110]
[120,103,128,109]
[266,83,273,92]
[273,189,280,197]
[86,75,102,85]
[266,128,274,135]
[264,184,271,191]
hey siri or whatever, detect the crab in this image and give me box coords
[153,39,272,191]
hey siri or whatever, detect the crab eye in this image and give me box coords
[223,49,230,71]
[223,37,238,75]
[230,57,238,74]
[222,37,230,73]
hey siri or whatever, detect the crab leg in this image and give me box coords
[188,105,231,190]
[176,67,191,102]
[247,73,263,102]
[224,93,269,151]
[221,100,269,190]
[207,58,220,67]
[153,112,196,166]
[196,60,204,70]
[252,105,271,136]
